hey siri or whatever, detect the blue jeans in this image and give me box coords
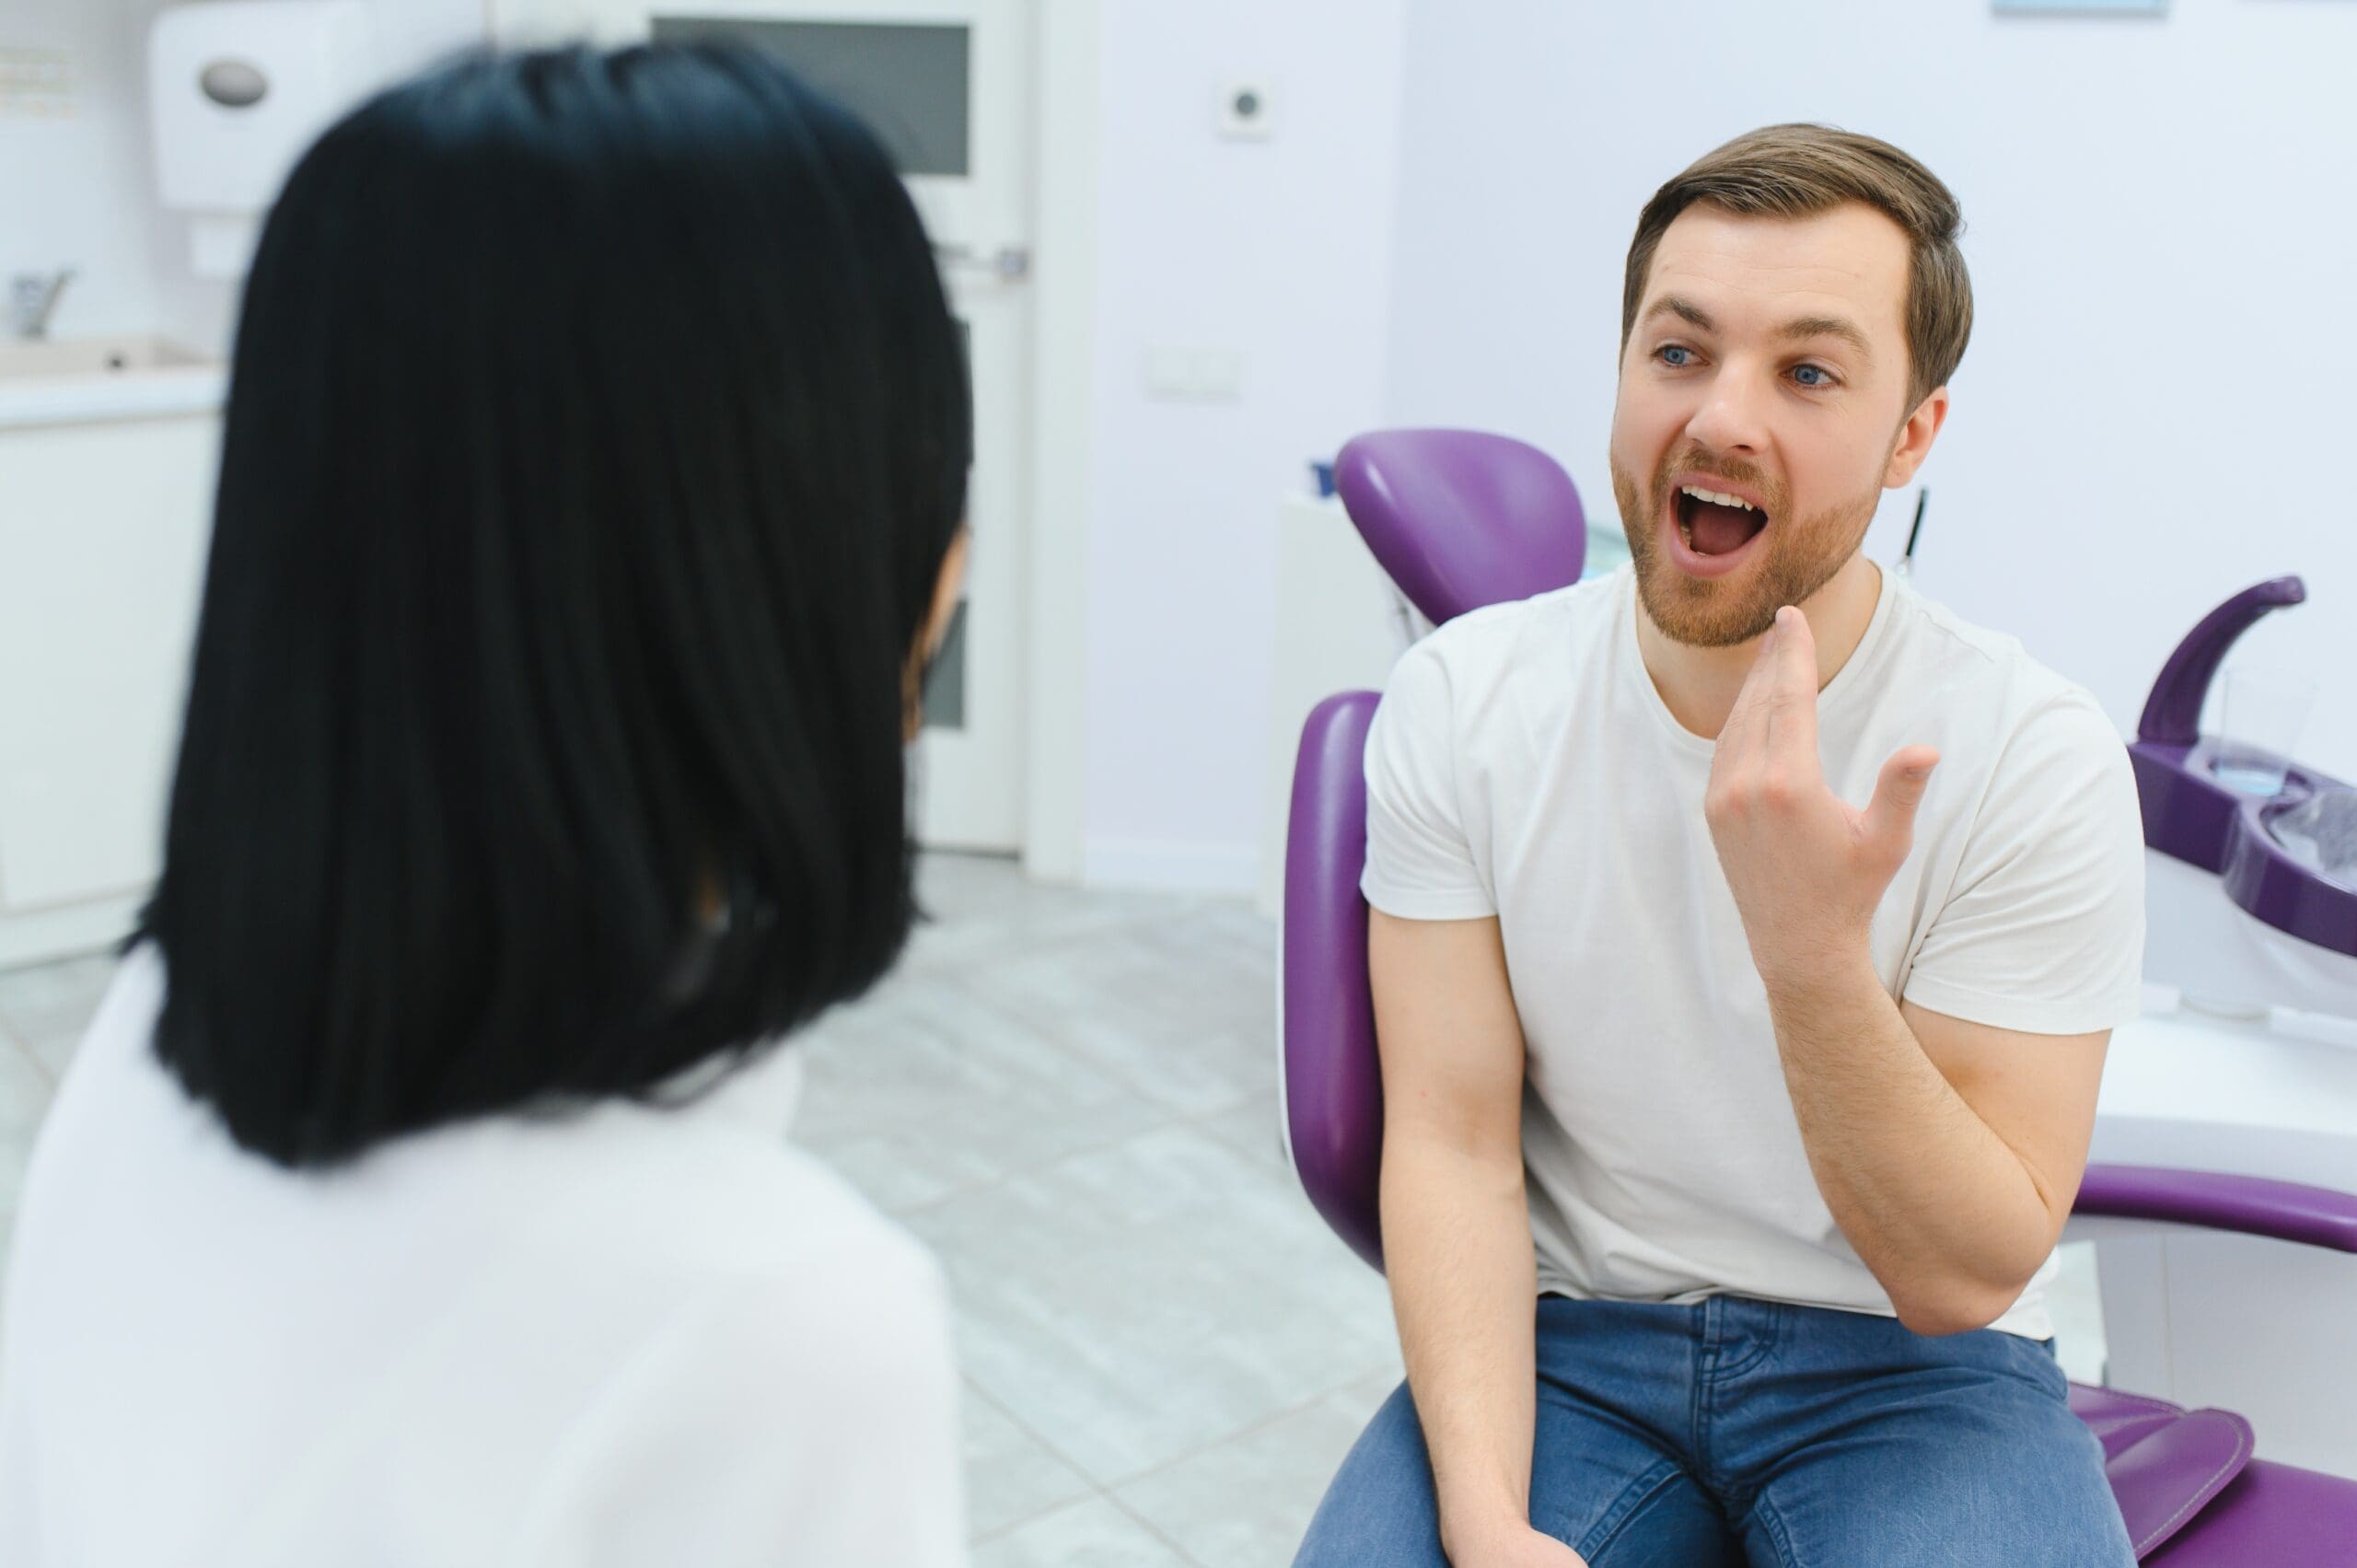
[1295,1294,2133,1566]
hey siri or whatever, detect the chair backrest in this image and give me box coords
[1332,428,1587,626]
[1283,430,1586,1272]
[1281,691,1387,1271]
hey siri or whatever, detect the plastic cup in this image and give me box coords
[2211,665,2318,796]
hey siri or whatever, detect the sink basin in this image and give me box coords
[0,334,226,428]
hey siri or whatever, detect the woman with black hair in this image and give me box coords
[0,43,973,1563]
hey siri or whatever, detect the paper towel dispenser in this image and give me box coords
[148,1,376,278]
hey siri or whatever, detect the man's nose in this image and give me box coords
[1684,365,1771,456]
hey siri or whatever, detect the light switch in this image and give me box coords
[1191,349,1243,398]
[1145,346,1247,402]
[1146,347,1196,396]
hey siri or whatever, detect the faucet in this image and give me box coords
[10,269,75,341]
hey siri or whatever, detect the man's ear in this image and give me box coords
[1885,386,1950,489]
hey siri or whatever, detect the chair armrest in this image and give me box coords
[2073,1162,2357,1254]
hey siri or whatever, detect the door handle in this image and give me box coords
[934,243,1032,283]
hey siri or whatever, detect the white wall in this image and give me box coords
[1077,0,1407,891]
[1,1,196,344]
[3,0,486,356]
[1383,0,2357,784]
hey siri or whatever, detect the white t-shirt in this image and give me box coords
[0,947,964,1566]
[1362,564,2145,1341]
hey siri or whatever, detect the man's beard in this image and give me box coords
[1609,445,1880,648]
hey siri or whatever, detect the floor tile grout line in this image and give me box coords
[883,1103,1202,1223]
[958,1337,1398,1551]
[880,1085,1278,1225]
[0,1012,54,1091]
[1098,1486,1216,1568]
[963,1376,1095,1480]
[949,983,1277,1125]
[958,1378,1112,1548]
[1086,1358,1400,1499]
[1178,1095,1287,1168]
[865,954,1267,1131]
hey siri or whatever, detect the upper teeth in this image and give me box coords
[1681,485,1755,511]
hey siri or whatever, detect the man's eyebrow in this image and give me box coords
[1779,314,1873,361]
[1642,296,1715,333]
[1640,296,1875,364]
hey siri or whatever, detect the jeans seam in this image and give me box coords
[1746,1487,1805,1568]
[1689,1321,1710,1482]
[1711,1302,1782,1379]
[1566,1458,1692,1564]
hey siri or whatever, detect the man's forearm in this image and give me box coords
[1381,1134,1541,1556]
[1762,954,2054,1332]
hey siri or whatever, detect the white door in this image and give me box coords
[495,0,1035,853]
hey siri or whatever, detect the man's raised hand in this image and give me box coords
[1703,605,1938,989]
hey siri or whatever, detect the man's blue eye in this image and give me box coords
[1793,364,1834,388]
[1659,345,1693,367]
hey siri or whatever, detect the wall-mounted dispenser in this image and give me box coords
[148,2,376,279]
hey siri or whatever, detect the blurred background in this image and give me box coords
[4,1,2353,1562]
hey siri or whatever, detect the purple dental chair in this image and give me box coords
[1281,428,2357,1563]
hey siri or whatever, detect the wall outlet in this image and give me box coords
[0,48,77,120]
[1215,78,1275,140]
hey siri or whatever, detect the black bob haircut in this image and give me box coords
[140,43,971,1167]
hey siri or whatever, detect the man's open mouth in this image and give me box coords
[1674,483,1769,557]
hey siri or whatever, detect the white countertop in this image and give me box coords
[2091,992,2357,1193]
[0,335,227,430]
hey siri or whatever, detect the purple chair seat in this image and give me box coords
[1278,427,2357,1563]
[2146,1458,2357,1565]
[2071,1382,2357,1563]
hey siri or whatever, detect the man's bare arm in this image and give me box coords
[1762,961,2107,1333]
[1372,910,1582,1565]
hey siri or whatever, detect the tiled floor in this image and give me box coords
[0,854,2110,1564]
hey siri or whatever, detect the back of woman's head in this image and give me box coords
[142,43,970,1167]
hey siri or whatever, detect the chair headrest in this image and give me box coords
[1334,428,1587,625]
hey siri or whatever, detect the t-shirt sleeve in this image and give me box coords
[520,1237,965,1567]
[1900,693,2146,1036]
[1360,639,1496,921]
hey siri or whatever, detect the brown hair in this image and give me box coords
[1621,123,1972,412]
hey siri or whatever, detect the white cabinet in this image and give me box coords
[1256,493,1418,921]
[0,382,220,969]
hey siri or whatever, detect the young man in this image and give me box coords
[1295,126,2145,1567]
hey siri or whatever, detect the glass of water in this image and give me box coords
[2211,665,2318,796]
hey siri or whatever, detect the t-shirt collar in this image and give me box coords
[1616,558,1900,753]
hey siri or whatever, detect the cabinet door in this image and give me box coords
[0,417,215,912]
